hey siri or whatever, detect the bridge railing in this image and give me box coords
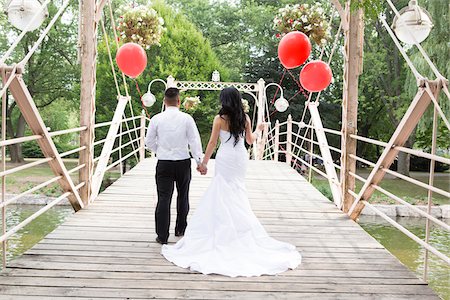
[0,108,148,269]
[265,113,450,280]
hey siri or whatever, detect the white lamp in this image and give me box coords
[392,0,433,44]
[142,92,156,107]
[274,97,289,112]
[211,70,220,82]
[5,0,48,32]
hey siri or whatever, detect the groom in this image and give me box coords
[145,87,206,244]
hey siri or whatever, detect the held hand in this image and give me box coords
[196,163,207,175]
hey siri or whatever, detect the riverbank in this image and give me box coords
[361,204,450,219]
[4,193,450,219]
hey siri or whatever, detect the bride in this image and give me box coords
[161,87,301,277]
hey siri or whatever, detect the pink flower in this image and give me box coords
[275,33,281,38]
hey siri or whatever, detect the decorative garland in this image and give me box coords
[273,3,330,45]
[117,5,165,49]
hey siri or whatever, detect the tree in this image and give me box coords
[404,0,449,151]
[96,0,231,149]
[0,2,80,162]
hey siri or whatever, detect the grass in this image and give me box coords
[3,159,121,197]
[311,169,449,206]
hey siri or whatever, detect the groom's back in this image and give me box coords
[145,87,203,163]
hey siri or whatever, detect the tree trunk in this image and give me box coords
[7,113,26,163]
[396,133,415,176]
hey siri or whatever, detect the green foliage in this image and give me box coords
[273,3,331,45]
[96,0,231,148]
[404,0,450,150]
[0,2,80,160]
[350,0,385,20]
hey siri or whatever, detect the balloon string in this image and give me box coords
[286,69,309,99]
[134,79,151,118]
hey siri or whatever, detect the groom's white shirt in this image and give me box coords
[145,106,203,164]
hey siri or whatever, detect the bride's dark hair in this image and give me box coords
[219,87,246,146]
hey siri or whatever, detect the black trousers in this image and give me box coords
[155,159,191,242]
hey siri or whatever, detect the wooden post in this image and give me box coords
[90,96,128,201]
[309,102,342,208]
[254,78,266,160]
[349,82,439,220]
[8,75,84,210]
[286,115,292,166]
[424,86,440,281]
[340,5,364,213]
[79,0,98,205]
[140,111,146,161]
[274,120,280,162]
[1,69,7,268]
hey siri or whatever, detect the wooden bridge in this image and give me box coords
[0,159,440,299]
[1,0,449,298]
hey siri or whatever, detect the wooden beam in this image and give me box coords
[79,0,98,206]
[139,112,146,162]
[8,74,84,211]
[274,120,280,162]
[286,115,292,166]
[339,5,364,213]
[95,0,108,22]
[308,102,341,208]
[348,83,438,220]
[330,0,349,31]
[90,96,129,202]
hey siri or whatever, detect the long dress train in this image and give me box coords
[161,130,301,277]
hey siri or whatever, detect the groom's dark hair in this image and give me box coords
[164,87,180,106]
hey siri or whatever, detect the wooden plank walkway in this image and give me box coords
[0,158,440,299]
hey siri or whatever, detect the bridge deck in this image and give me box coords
[0,158,439,299]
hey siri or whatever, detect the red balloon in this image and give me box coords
[115,43,147,78]
[300,60,333,92]
[277,31,311,69]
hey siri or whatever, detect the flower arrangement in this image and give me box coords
[273,3,330,45]
[183,96,201,110]
[117,5,165,49]
[241,99,250,113]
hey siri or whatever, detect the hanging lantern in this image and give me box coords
[5,0,48,32]
[211,70,220,82]
[274,97,289,112]
[392,0,433,44]
[142,92,156,107]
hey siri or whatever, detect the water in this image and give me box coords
[0,206,448,299]
[0,204,73,262]
[359,216,450,300]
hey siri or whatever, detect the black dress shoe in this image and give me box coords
[156,237,167,244]
[175,231,184,237]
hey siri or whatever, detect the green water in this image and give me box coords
[0,206,449,299]
[0,205,73,261]
[359,216,450,300]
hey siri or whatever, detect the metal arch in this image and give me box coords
[172,80,259,93]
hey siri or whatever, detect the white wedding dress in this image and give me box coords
[161,130,301,277]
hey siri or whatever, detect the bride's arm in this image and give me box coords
[201,115,222,167]
[245,115,264,145]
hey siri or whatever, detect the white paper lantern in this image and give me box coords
[6,0,48,32]
[142,92,156,107]
[392,0,433,44]
[211,70,220,82]
[274,97,289,112]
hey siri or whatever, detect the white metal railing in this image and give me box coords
[265,114,450,282]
